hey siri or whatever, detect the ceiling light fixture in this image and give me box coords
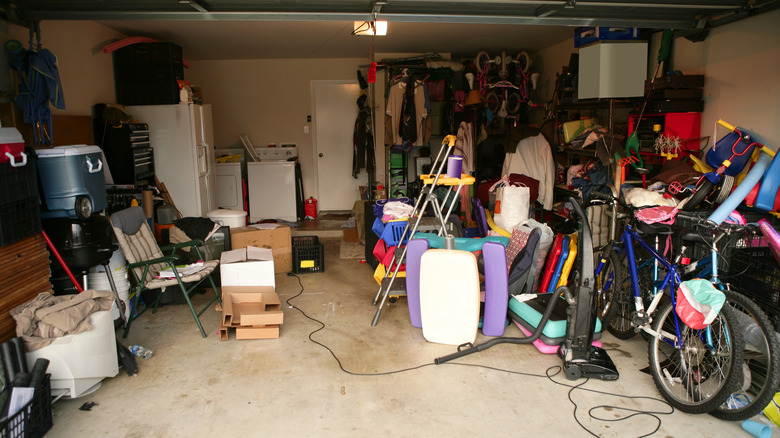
[352,20,388,36]
[353,1,388,36]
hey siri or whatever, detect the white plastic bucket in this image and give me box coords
[88,248,127,274]
[207,209,247,228]
[87,270,131,322]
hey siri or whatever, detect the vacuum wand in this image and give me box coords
[434,285,566,365]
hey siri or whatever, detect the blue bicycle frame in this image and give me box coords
[618,223,687,349]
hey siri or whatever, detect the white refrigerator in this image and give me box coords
[125,103,217,218]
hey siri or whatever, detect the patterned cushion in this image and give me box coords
[145,260,220,290]
[506,228,531,272]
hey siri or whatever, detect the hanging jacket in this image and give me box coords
[15,48,66,145]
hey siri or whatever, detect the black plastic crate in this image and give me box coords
[292,236,324,274]
[674,210,779,267]
[113,42,183,105]
[0,151,38,205]
[0,374,53,438]
[0,195,42,247]
[727,247,780,327]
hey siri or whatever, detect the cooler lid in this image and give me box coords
[36,144,102,157]
[0,127,23,144]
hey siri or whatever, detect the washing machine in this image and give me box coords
[247,146,302,223]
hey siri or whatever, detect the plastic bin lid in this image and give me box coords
[207,209,247,218]
[0,127,23,143]
[36,144,102,157]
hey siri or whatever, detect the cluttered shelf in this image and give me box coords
[557,97,642,111]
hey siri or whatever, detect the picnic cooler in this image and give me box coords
[36,145,107,219]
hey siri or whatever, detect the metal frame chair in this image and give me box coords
[110,206,222,338]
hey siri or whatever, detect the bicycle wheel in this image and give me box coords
[711,289,780,421]
[516,51,531,73]
[505,91,523,115]
[475,51,491,74]
[647,302,744,414]
[485,90,501,114]
[682,177,716,211]
[595,250,622,329]
[606,247,653,340]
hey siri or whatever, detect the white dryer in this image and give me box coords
[215,161,245,211]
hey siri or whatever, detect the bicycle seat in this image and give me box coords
[636,221,674,235]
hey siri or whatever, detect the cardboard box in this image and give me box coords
[230,225,292,273]
[343,228,359,243]
[219,324,280,340]
[236,325,280,340]
[219,285,284,340]
[221,286,283,327]
[562,117,596,143]
[220,246,276,288]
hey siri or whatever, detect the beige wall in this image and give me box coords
[672,10,780,147]
[6,21,125,115]
[535,9,780,147]
[1,21,374,200]
[185,58,367,200]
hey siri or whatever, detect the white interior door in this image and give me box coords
[312,81,362,211]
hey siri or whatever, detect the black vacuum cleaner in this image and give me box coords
[435,197,619,381]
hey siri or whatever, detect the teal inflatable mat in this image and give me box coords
[508,294,602,341]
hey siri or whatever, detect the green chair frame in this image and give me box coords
[111,207,222,338]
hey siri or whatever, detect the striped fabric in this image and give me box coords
[112,222,218,287]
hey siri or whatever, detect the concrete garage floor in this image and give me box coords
[43,219,761,437]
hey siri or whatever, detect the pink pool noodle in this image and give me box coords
[758,218,780,265]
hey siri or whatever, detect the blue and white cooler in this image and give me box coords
[37,145,107,219]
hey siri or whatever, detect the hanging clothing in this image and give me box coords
[353,94,375,178]
[399,79,417,148]
[454,121,474,175]
[501,134,556,210]
[14,47,66,146]
[386,79,428,148]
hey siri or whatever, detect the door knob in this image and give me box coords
[319,153,323,157]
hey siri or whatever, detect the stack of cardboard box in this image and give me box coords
[218,246,284,340]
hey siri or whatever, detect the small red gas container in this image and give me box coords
[305,197,318,219]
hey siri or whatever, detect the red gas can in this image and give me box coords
[305,197,318,219]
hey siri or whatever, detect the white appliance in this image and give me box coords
[248,160,298,223]
[26,310,118,398]
[216,162,245,210]
[124,103,217,218]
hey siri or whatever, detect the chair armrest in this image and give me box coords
[127,254,180,269]
[160,239,205,253]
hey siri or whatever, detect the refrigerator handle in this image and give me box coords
[198,143,215,212]
[197,144,209,177]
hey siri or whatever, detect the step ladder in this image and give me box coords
[371,135,475,326]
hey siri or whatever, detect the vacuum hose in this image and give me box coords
[434,284,568,364]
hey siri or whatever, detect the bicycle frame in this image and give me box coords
[475,51,529,116]
[596,223,693,349]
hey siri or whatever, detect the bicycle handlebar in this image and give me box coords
[717,119,736,132]
[674,210,757,237]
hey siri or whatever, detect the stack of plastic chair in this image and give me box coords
[371,217,412,301]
